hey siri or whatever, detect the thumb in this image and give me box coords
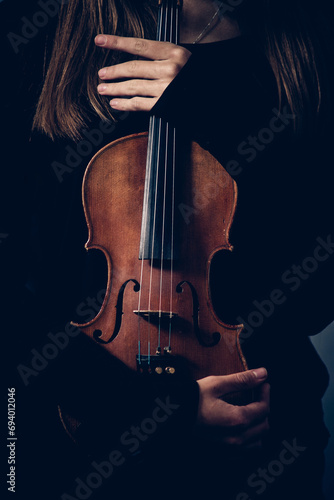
[212,368,268,397]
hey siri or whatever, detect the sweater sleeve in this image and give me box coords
[150,36,334,343]
[151,36,279,166]
[45,331,200,458]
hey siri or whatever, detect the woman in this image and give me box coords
[25,0,334,499]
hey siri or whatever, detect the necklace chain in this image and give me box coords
[192,3,223,44]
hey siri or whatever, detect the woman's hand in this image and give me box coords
[95,34,192,112]
[196,368,270,448]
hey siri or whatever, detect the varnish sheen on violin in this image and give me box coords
[73,0,248,393]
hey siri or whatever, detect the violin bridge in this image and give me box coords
[133,310,178,320]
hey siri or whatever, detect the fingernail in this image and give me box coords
[110,100,119,108]
[95,35,107,46]
[98,85,107,93]
[99,68,107,77]
[253,368,267,379]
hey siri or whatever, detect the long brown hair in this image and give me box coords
[33,0,333,140]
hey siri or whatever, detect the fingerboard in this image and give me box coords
[139,0,182,260]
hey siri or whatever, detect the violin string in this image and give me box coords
[168,1,177,352]
[160,1,176,354]
[158,118,169,352]
[146,4,167,361]
[147,122,162,362]
[156,0,170,354]
[169,125,176,352]
[147,124,165,358]
[157,0,174,355]
[137,115,154,364]
[137,5,164,364]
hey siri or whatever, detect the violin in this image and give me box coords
[73,0,248,395]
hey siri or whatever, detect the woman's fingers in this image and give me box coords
[98,79,166,98]
[222,418,270,447]
[195,409,270,447]
[204,382,270,429]
[108,97,160,112]
[203,368,268,399]
[95,34,189,63]
[99,59,171,82]
[237,382,270,426]
[98,77,167,111]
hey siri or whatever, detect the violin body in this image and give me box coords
[73,132,248,382]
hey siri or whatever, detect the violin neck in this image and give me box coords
[157,0,182,44]
[139,0,182,261]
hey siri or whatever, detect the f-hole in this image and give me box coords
[177,281,221,347]
[93,279,140,344]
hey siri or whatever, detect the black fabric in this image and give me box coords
[153,34,333,395]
